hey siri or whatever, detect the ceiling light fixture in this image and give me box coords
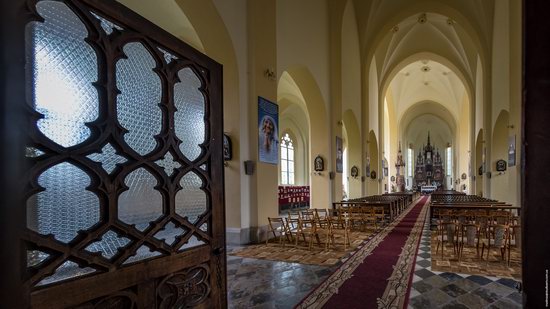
[418,13,427,24]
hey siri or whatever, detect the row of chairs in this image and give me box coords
[266,208,351,250]
[434,209,520,265]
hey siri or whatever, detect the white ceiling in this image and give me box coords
[390,60,467,123]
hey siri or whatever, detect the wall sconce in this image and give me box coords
[264,68,276,81]
[507,124,515,129]
[337,120,343,126]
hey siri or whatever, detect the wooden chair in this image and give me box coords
[313,217,332,250]
[327,214,351,250]
[314,208,329,220]
[295,218,320,250]
[435,221,458,259]
[457,222,480,261]
[300,209,316,220]
[480,224,510,265]
[286,212,299,237]
[373,206,387,228]
[266,217,291,247]
[362,206,378,231]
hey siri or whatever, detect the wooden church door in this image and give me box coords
[14,0,226,307]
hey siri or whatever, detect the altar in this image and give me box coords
[421,185,437,194]
[414,132,445,190]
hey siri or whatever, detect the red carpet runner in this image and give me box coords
[296,196,429,309]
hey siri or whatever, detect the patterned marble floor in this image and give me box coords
[226,211,523,309]
[227,246,337,308]
[407,215,523,309]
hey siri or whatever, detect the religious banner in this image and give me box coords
[336,136,343,173]
[258,97,279,164]
[508,135,516,167]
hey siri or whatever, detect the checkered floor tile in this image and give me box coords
[407,215,523,309]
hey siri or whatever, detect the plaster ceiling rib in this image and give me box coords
[380,20,422,81]
[426,21,472,79]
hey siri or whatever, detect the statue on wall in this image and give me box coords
[395,142,406,192]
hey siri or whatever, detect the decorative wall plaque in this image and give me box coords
[314,155,324,171]
[496,159,507,171]
[223,134,232,161]
[370,170,377,179]
[350,166,359,178]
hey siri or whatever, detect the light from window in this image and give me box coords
[446,147,452,176]
[407,148,413,177]
[280,133,294,185]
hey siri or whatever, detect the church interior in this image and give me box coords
[1,0,550,308]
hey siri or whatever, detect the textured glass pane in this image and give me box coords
[25,147,45,158]
[289,149,294,159]
[154,221,185,246]
[281,172,287,185]
[123,245,162,265]
[27,250,50,267]
[281,162,287,172]
[199,223,208,232]
[178,235,205,252]
[289,161,294,172]
[281,148,287,160]
[174,68,205,161]
[289,173,294,185]
[118,168,163,231]
[27,162,100,243]
[85,230,131,259]
[155,152,182,176]
[37,260,96,286]
[158,47,178,64]
[87,143,127,174]
[116,42,162,156]
[175,172,206,224]
[90,12,123,35]
[27,1,98,148]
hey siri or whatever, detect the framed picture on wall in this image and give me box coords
[258,97,279,164]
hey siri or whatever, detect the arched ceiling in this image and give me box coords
[406,114,452,154]
[375,12,478,85]
[354,0,493,68]
[390,60,467,121]
[400,101,457,134]
[277,71,308,117]
[400,101,455,153]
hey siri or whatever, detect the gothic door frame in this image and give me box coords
[1,0,226,307]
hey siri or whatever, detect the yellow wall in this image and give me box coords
[247,0,278,232]
[457,94,471,193]
[343,110,362,198]
[115,0,522,243]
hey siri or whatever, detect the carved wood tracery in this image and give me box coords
[20,0,225,307]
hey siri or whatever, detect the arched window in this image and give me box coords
[446,147,452,176]
[280,133,294,185]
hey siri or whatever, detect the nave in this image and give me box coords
[227,194,522,308]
